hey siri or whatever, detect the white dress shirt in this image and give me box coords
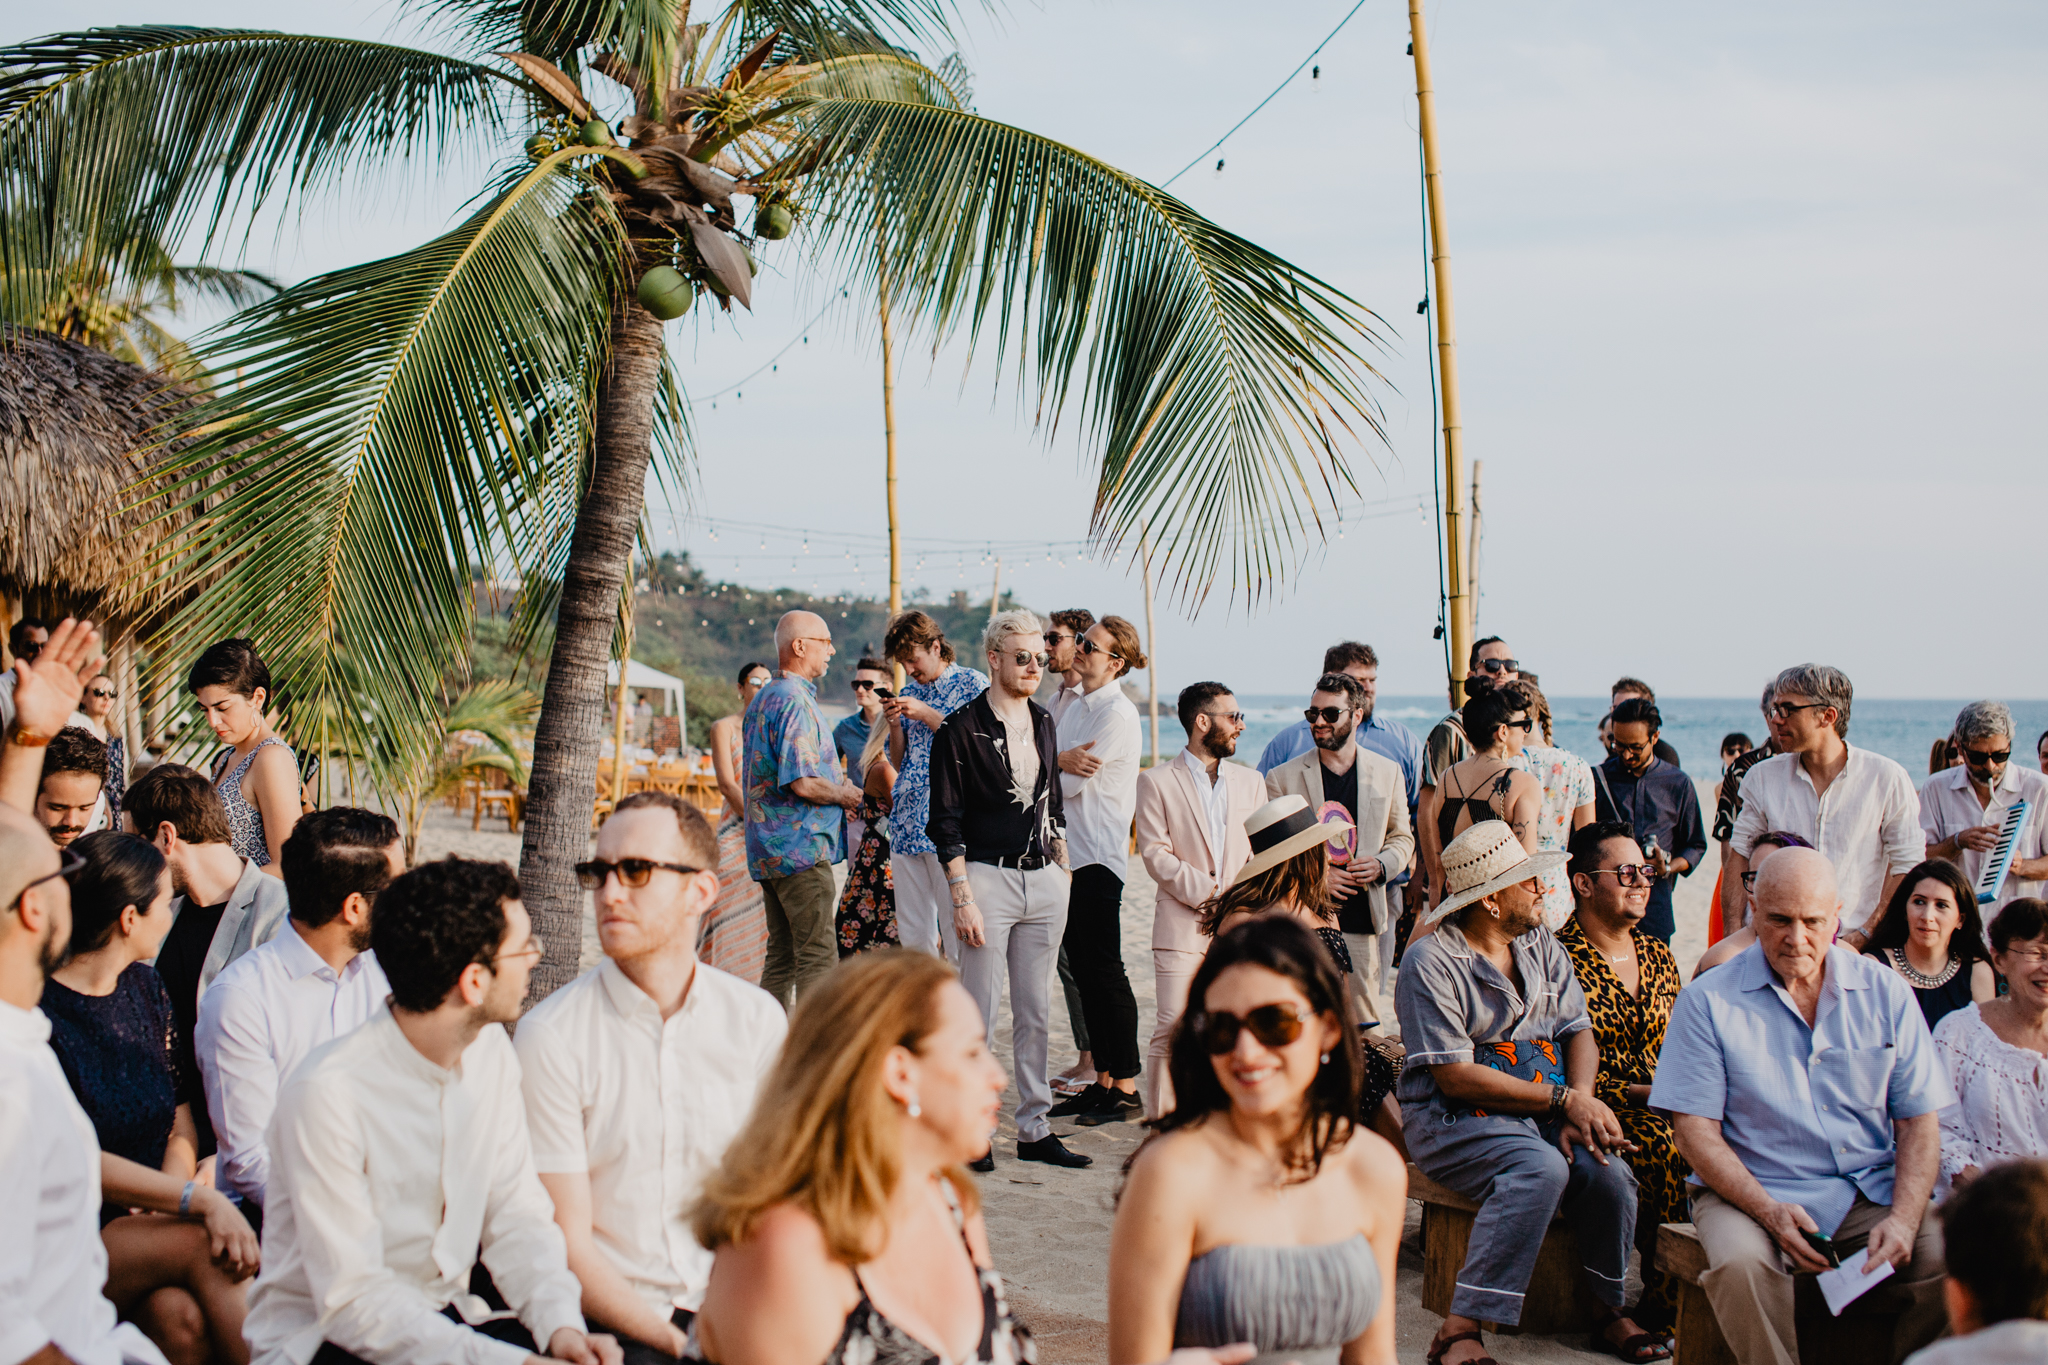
[516,959,786,1316]
[1729,745,1926,930]
[1919,762,2048,918]
[195,918,392,1206]
[0,1001,168,1365]
[245,1007,584,1365]
[1179,746,1231,860]
[1054,683,1142,873]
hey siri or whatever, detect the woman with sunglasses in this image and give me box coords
[74,670,127,827]
[701,662,773,982]
[42,831,261,1365]
[1110,916,1402,1365]
[1419,684,1543,913]
[1862,858,1994,1033]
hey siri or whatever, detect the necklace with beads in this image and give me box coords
[1886,947,1960,990]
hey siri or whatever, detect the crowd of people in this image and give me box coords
[8,606,2048,1365]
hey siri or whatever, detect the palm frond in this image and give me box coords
[169,264,284,311]
[786,93,1392,603]
[0,27,517,323]
[141,153,627,787]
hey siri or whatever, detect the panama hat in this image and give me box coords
[1233,793,1352,884]
[1423,820,1569,927]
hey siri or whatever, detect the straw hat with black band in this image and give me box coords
[1233,794,1351,884]
[1422,820,1569,928]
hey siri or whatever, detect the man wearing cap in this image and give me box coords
[1396,821,1656,1365]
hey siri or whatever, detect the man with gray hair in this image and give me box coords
[926,609,1087,1169]
[1727,664,1924,948]
[1916,700,2048,925]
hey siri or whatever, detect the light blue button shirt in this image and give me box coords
[1649,943,1954,1235]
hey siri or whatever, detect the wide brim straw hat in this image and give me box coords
[1233,793,1351,884]
[1423,820,1569,927]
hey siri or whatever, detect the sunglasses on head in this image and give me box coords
[1078,637,1122,661]
[1963,747,2011,767]
[1006,650,1051,668]
[1303,705,1354,724]
[573,858,703,889]
[1198,1003,1311,1055]
[1477,657,1520,674]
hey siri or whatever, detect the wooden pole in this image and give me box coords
[1410,0,1473,709]
[1139,527,1160,768]
[611,552,635,806]
[879,229,905,691]
[1468,459,1484,636]
[989,557,1002,618]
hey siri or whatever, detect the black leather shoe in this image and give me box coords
[1047,1083,1112,1118]
[968,1149,995,1173]
[1017,1134,1092,1168]
[1071,1087,1135,1126]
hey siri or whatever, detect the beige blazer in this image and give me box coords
[1136,754,1269,954]
[1264,747,1415,934]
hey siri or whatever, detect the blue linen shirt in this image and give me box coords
[1648,943,1954,1235]
[832,711,871,781]
[1259,714,1424,885]
[740,673,845,881]
[888,664,989,857]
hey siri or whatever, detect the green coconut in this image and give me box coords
[755,202,794,240]
[636,266,695,320]
[578,118,613,147]
[703,270,731,298]
[745,248,759,277]
[524,133,552,162]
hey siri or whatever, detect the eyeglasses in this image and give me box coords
[1203,710,1247,725]
[86,688,116,700]
[2003,946,2048,967]
[1006,651,1051,668]
[1197,1003,1311,1055]
[492,936,545,965]
[1962,748,2011,767]
[1741,870,1760,890]
[1476,657,1520,674]
[742,674,770,689]
[850,680,878,691]
[1078,637,1122,662]
[791,636,834,649]
[1043,630,1073,645]
[573,858,704,889]
[1590,864,1654,886]
[14,847,86,907]
[1765,700,1828,721]
[1303,706,1355,724]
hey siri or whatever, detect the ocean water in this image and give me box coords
[1225,695,2048,785]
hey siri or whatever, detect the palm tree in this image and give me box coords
[387,680,539,866]
[0,4,1392,997]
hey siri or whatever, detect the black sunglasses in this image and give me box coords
[1477,657,1520,674]
[574,858,703,890]
[1766,700,1828,721]
[1963,748,2011,767]
[1204,710,1247,725]
[1198,1003,1311,1055]
[850,680,878,691]
[1078,637,1122,661]
[86,687,116,700]
[1304,706,1355,724]
[1505,716,1536,732]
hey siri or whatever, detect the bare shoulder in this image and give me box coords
[1338,1123,1407,1197]
[1126,1123,1226,1195]
[699,1203,857,1365]
[252,742,298,776]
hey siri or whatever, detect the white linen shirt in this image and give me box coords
[1180,746,1231,860]
[1054,683,1142,873]
[0,1002,169,1365]
[1729,746,1926,930]
[1918,762,2048,918]
[515,959,786,1316]
[245,1008,583,1365]
[195,918,392,1206]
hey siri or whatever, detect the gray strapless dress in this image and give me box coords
[1174,1234,1380,1365]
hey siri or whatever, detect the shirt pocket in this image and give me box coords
[1817,1045,1896,1111]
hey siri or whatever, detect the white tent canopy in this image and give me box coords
[605,658,684,717]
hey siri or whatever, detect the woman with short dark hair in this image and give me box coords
[188,637,298,873]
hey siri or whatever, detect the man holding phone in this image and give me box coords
[1651,848,1952,1365]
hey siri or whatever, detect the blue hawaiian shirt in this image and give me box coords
[888,664,989,857]
[741,673,845,880]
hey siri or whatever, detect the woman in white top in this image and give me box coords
[1932,896,2048,1196]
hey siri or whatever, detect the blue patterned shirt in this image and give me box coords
[888,664,989,857]
[741,673,845,880]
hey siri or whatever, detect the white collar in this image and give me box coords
[0,997,51,1044]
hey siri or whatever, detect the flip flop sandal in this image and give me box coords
[1425,1329,1499,1365]
[1590,1307,1673,1362]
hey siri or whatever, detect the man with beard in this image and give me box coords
[1133,683,1268,1117]
[1592,698,1705,946]
[196,806,403,1214]
[1266,672,1415,1026]
[34,725,106,847]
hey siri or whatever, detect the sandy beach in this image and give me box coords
[423,779,1722,1365]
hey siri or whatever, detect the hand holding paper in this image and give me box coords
[1817,1248,1895,1316]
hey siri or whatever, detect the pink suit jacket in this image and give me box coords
[1135,754,1270,954]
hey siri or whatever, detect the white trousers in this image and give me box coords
[957,863,1070,1142]
[894,850,960,960]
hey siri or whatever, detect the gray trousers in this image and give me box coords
[958,862,1070,1142]
[893,850,960,960]
[1420,1120,1638,1325]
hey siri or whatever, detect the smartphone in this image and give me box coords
[1800,1228,1840,1268]
[873,688,895,700]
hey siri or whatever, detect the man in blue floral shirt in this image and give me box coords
[744,611,863,1007]
[882,610,988,957]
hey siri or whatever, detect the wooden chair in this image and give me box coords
[475,787,521,832]
[1656,1223,1901,1365]
[1407,1163,1601,1334]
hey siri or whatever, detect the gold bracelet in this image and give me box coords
[8,724,52,748]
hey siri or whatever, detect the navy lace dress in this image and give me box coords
[42,962,192,1224]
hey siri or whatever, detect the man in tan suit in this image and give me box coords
[1133,681,1266,1118]
[1265,671,1415,1028]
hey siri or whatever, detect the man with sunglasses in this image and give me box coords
[1917,700,2048,924]
[249,857,619,1365]
[1727,664,1924,951]
[1591,698,1705,945]
[519,793,785,1363]
[0,616,49,737]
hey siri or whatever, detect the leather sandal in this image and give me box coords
[1590,1307,1672,1362]
[1425,1329,1499,1365]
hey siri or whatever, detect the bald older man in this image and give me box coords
[742,611,863,1007]
[1650,849,1951,1365]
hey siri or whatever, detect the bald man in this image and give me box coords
[1650,849,1951,1365]
[741,611,862,1007]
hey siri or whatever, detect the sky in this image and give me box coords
[12,0,2045,699]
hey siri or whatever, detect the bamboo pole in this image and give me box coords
[879,230,905,691]
[611,552,635,808]
[1410,0,1473,708]
[1140,528,1160,768]
[989,557,1002,618]
[1468,459,1484,637]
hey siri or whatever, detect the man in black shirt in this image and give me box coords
[1593,698,1705,945]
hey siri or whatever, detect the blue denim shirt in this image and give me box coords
[1649,943,1954,1235]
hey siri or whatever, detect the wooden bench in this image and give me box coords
[1655,1223,1901,1365]
[1407,1164,1602,1335]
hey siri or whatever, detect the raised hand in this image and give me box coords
[12,617,100,737]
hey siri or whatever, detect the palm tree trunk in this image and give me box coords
[518,292,665,1002]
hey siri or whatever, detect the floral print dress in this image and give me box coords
[1520,744,1596,929]
[837,795,898,956]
